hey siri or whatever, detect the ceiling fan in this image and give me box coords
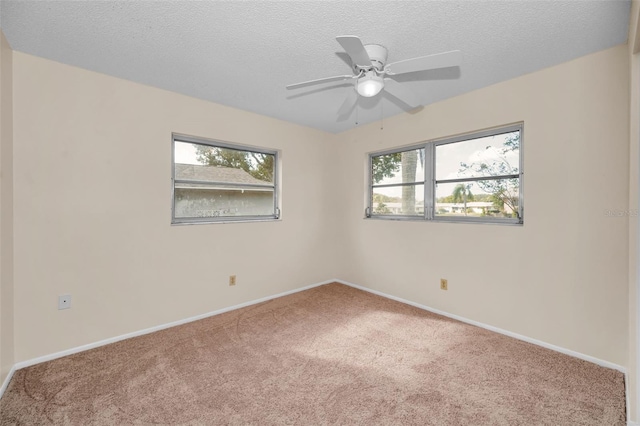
[286,36,462,116]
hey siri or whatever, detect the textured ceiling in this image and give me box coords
[0,1,632,134]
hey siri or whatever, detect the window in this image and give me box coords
[371,148,426,217]
[368,124,523,224]
[172,134,279,224]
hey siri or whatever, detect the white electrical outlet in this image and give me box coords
[58,294,71,310]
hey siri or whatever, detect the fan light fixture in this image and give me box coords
[286,36,463,114]
[357,71,384,97]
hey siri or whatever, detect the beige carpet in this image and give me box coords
[0,283,626,425]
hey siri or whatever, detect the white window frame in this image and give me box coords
[367,123,524,225]
[171,133,280,225]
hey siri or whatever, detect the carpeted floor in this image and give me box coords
[0,283,626,425]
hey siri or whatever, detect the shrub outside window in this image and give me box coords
[368,124,523,224]
[172,134,279,224]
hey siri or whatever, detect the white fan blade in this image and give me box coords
[383,79,420,108]
[287,75,354,90]
[385,50,462,76]
[336,35,371,68]
[337,88,358,117]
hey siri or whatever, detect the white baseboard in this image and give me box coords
[627,368,631,425]
[333,280,634,423]
[334,279,627,374]
[1,278,333,399]
[0,365,16,399]
[0,277,629,412]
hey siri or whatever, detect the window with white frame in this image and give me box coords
[172,134,279,224]
[368,124,523,224]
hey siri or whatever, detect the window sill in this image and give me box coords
[171,217,282,226]
[365,216,523,226]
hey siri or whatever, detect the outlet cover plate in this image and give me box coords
[58,294,72,310]
[440,279,448,291]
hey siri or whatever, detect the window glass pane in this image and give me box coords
[372,149,425,185]
[174,187,275,219]
[174,141,274,185]
[372,184,424,216]
[435,179,520,219]
[435,131,520,181]
[173,138,278,223]
[367,125,522,224]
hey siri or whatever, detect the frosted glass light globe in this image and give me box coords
[357,71,384,97]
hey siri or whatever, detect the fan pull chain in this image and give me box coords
[380,99,384,130]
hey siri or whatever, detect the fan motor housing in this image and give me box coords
[362,44,388,71]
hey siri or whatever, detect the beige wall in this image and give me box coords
[334,45,630,367]
[2,36,633,400]
[11,52,337,362]
[0,31,14,385]
[629,1,640,421]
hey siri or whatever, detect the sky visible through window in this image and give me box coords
[374,132,518,201]
[176,133,518,203]
[174,142,270,172]
[174,142,200,165]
